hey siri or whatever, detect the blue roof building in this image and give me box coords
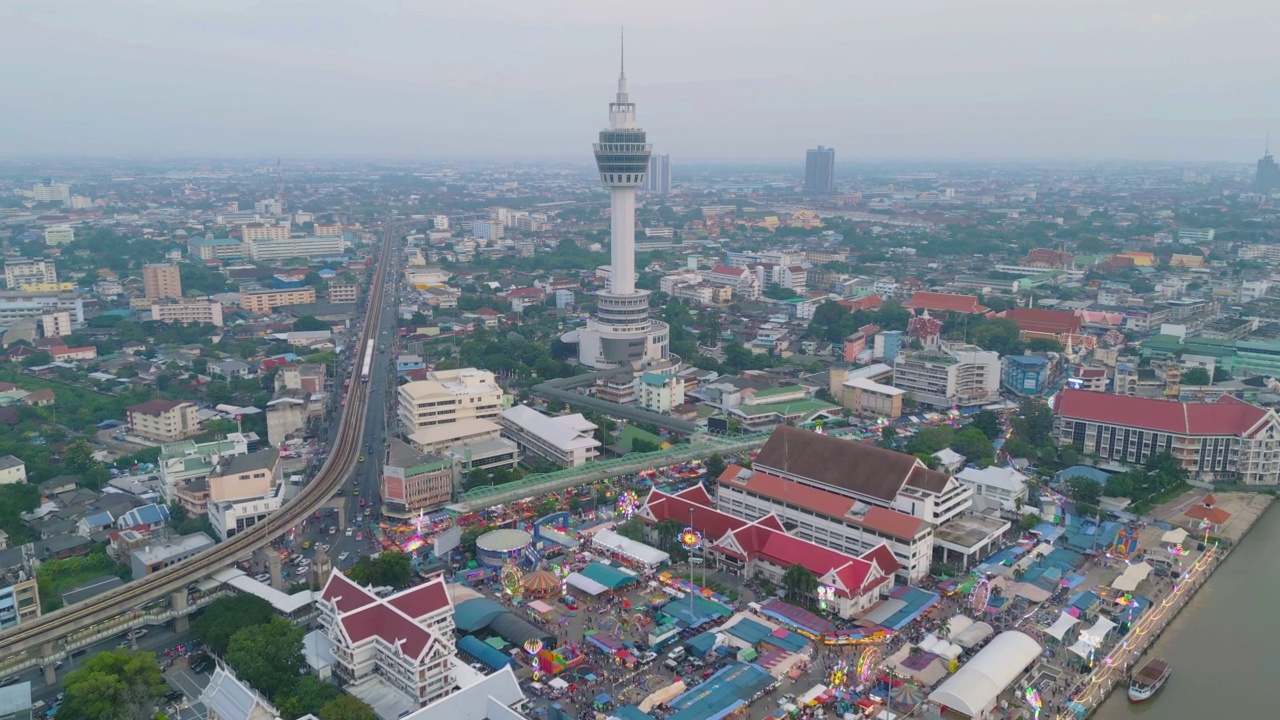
[1002,355,1050,395]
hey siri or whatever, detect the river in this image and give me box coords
[1095,503,1278,719]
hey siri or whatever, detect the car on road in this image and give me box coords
[345,527,354,537]
[303,540,312,549]
[254,573,270,583]
[0,676,19,687]
[639,652,657,664]
[338,551,350,562]
[190,656,212,674]
[358,456,365,463]
[359,498,367,507]
[355,532,363,541]
[127,629,148,640]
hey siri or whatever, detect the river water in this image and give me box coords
[1095,503,1278,719]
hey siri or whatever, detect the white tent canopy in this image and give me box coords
[591,529,670,568]
[942,615,974,640]
[1068,617,1117,658]
[1044,611,1080,641]
[798,684,829,706]
[638,681,686,713]
[1111,561,1154,592]
[1084,617,1116,640]
[929,632,1042,718]
[566,572,609,596]
[1161,528,1189,545]
[952,621,995,649]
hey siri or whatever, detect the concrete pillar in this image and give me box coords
[267,551,283,590]
[170,591,189,633]
[42,644,57,685]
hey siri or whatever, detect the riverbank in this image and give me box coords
[1055,492,1275,719]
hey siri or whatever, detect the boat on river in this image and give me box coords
[1128,657,1171,702]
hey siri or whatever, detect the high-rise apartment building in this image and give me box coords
[143,263,183,299]
[1256,141,1280,193]
[31,182,71,203]
[241,223,290,243]
[805,146,836,195]
[644,153,671,194]
[44,224,74,246]
[4,259,57,289]
[150,299,224,326]
[396,368,504,433]
[471,220,504,242]
[561,43,672,371]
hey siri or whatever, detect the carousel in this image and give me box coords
[521,569,563,598]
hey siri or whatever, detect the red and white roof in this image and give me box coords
[1055,388,1273,437]
[319,571,453,663]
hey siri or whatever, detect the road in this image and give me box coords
[0,220,417,674]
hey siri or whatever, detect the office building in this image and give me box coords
[1256,141,1280,193]
[397,368,505,433]
[1002,355,1051,396]
[158,433,258,509]
[40,309,74,338]
[471,220,504,242]
[433,215,449,231]
[0,456,26,485]
[499,405,601,468]
[954,466,1029,512]
[143,263,183,299]
[206,449,283,540]
[254,198,284,215]
[187,237,248,261]
[127,399,200,442]
[1053,389,1280,485]
[711,426,1002,581]
[644,153,671,194]
[328,282,359,304]
[130,533,215,577]
[4,259,57,290]
[31,181,71,203]
[637,372,684,413]
[241,223,290,242]
[247,235,345,261]
[316,571,458,707]
[239,287,317,314]
[150,299,224,326]
[560,47,672,371]
[702,265,760,300]
[44,224,75,246]
[804,146,836,195]
[893,342,1001,408]
[382,439,455,517]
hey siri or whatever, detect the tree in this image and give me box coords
[1009,398,1055,448]
[292,316,331,332]
[60,649,167,720]
[1213,366,1231,383]
[464,467,492,491]
[879,425,897,449]
[21,350,51,367]
[906,426,954,455]
[655,519,682,553]
[319,695,379,720]
[951,427,996,464]
[63,438,97,474]
[630,438,660,454]
[1018,513,1041,531]
[1026,338,1064,353]
[615,518,646,542]
[967,410,1003,441]
[225,617,306,700]
[346,549,413,589]
[782,564,819,607]
[704,453,727,482]
[193,594,276,656]
[1181,367,1211,386]
[276,675,342,720]
[1065,475,1103,508]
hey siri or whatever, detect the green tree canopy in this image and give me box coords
[318,695,380,720]
[60,649,167,720]
[193,594,276,656]
[967,410,1003,441]
[225,617,306,700]
[704,453,727,482]
[346,549,413,589]
[1181,367,1211,386]
[951,427,996,464]
[906,426,954,455]
[292,316,331,332]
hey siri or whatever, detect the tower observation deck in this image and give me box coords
[562,39,675,373]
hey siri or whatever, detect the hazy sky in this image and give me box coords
[1,1,1276,163]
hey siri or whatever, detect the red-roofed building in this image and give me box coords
[317,571,457,707]
[703,265,760,300]
[902,291,989,315]
[637,484,898,617]
[1002,307,1082,341]
[838,294,883,313]
[1053,388,1280,484]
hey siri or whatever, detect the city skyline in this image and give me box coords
[1,1,1276,162]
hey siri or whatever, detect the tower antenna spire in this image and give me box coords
[620,26,625,76]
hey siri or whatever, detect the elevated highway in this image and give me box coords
[0,220,419,678]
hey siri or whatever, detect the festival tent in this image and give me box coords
[1044,611,1080,642]
[941,615,974,639]
[928,632,1042,718]
[458,635,515,670]
[859,599,907,626]
[638,681,687,713]
[567,572,609,596]
[1067,617,1116,659]
[798,684,828,706]
[549,677,570,690]
[1161,528,1189,545]
[1111,562,1153,593]
[592,529,670,568]
[580,562,640,591]
[952,621,994,649]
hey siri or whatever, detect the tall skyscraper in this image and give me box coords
[805,145,836,195]
[1256,136,1280,193]
[561,40,672,371]
[644,154,672,194]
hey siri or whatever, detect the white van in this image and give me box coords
[667,646,686,661]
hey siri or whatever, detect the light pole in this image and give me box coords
[688,507,696,620]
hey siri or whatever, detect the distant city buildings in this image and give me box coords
[1255,142,1280,192]
[4,259,57,290]
[143,263,182,299]
[805,145,836,195]
[644,153,671,194]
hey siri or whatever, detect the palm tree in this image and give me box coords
[782,564,819,607]
[908,646,923,659]
[1012,567,1027,582]
[938,618,951,640]
[655,519,682,553]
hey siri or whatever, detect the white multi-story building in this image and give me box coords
[150,299,225,326]
[893,342,1001,409]
[247,235,345,261]
[254,198,284,215]
[205,449,283,540]
[317,571,458,708]
[0,291,84,326]
[471,220,504,242]
[158,433,258,506]
[241,223,290,243]
[127,400,200,442]
[954,466,1029,512]
[713,426,986,582]
[40,310,73,338]
[873,278,900,298]
[499,405,601,468]
[637,372,685,414]
[31,182,71,203]
[702,265,760,300]
[433,215,449,231]
[44,224,75,246]
[0,455,26,485]
[397,368,505,433]
[187,237,248,261]
[4,259,57,290]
